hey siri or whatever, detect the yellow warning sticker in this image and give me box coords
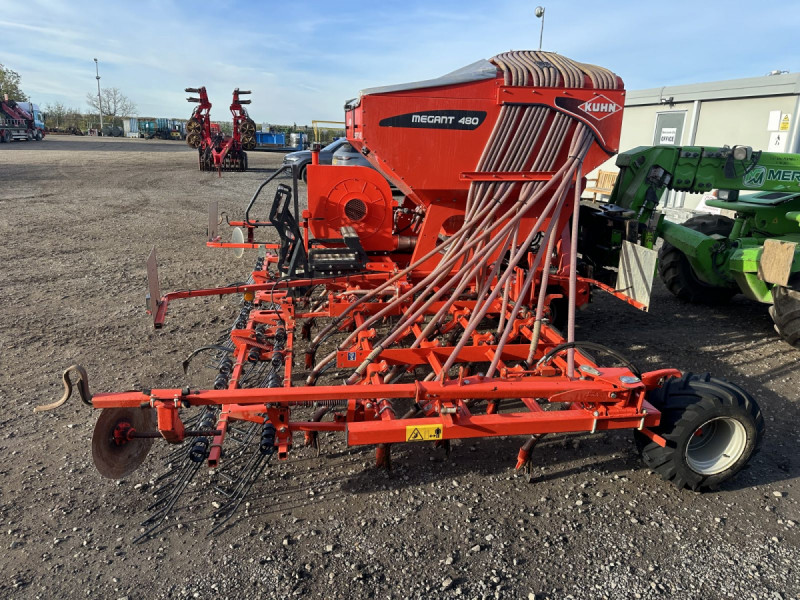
[406,424,444,442]
[780,114,791,131]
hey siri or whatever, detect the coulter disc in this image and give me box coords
[231,226,245,259]
[91,407,156,479]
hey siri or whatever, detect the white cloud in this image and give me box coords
[1,0,799,123]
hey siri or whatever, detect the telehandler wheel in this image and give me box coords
[545,296,568,332]
[657,214,738,305]
[634,373,763,491]
[769,286,800,348]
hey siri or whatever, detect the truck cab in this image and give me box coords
[16,102,45,134]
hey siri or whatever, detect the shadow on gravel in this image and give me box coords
[245,167,281,175]
[4,140,192,152]
[335,432,640,495]
[575,283,800,492]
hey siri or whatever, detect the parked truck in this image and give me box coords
[0,98,45,142]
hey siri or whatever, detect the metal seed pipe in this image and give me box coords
[328,149,579,359]
[526,202,561,363]
[485,185,571,378]
[489,128,593,374]
[437,148,585,378]
[566,162,583,378]
[326,52,613,384]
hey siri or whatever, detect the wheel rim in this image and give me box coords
[685,417,747,475]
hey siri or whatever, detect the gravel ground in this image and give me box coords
[0,136,798,599]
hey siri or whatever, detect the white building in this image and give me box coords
[595,72,800,210]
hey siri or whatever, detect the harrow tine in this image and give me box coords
[210,451,273,534]
[150,463,184,491]
[147,456,200,509]
[135,460,203,543]
[225,421,260,445]
[133,408,223,542]
[208,420,276,534]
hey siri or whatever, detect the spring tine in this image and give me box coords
[210,453,272,534]
[146,461,196,510]
[135,460,203,543]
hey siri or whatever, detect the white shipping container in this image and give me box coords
[123,117,140,138]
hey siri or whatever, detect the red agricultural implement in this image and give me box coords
[42,52,763,539]
[185,86,256,174]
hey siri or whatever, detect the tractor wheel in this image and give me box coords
[769,286,800,348]
[634,373,763,491]
[657,214,738,304]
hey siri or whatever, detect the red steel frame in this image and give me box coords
[187,87,251,175]
[111,247,671,470]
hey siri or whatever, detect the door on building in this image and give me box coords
[653,111,686,207]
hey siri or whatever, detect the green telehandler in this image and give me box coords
[579,145,800,347]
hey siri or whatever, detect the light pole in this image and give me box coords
[535,6,545,51]
[94,58,103,135]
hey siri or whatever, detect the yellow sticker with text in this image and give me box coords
[405,424,444,442]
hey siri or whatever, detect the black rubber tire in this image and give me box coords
[634,373,764,491]
[769,286,800,348]
[546,296,568,332]
[300,164,308,183]
[658,214,738,305]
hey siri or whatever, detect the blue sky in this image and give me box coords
[2,0,799,125]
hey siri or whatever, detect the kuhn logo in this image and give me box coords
[578,95,621,121]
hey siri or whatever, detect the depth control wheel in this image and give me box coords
[769,285,800,348]
[635,373,764,491]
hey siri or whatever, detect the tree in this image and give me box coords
[43,102,68,128]
[0,64,28,101]
[86,87,137,126]
[218,121,233,136]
